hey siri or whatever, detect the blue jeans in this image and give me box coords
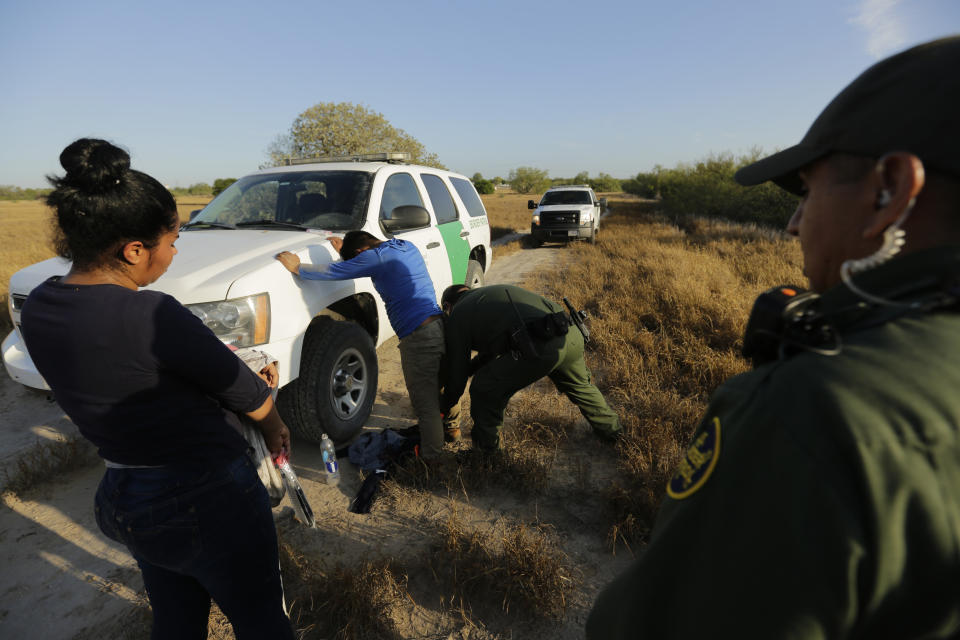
[95,455,294,640]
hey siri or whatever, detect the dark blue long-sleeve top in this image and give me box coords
[21,280,269,469]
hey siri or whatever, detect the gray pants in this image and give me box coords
[398,318,445,459]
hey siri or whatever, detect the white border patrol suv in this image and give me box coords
[527,184,605,247]
[2,153,492,443]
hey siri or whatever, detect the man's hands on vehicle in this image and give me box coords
[275,251,301,274]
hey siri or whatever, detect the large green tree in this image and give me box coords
[508,166,551,194]
[268,102,445,168]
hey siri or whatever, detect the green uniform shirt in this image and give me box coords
[441,284,563,409]
[587,247,960,639]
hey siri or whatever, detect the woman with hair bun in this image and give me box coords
[21,138,295,639]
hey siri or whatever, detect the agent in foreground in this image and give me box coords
[588,36,960,639]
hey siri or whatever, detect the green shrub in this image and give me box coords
[622,173,659,198]
[589,172,623,192]
[212,178,237,196]
[627,152,798,228]
[474,178,495,194]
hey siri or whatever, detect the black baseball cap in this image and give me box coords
[735,35,960,195]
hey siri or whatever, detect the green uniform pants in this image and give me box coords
[468,328,620,450]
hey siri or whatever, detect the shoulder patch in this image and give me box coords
[667,417,721,500]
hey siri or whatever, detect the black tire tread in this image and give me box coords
[281,317,377,444]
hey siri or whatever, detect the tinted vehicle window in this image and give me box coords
[450,177,487,218]
[540,190,592,206]
[192,171,372,230]
[421,174,459,224]
[380,173,425,219]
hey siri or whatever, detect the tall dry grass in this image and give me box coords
[0,200,58,334]
[480,190,537,239]
[528,197,803,542]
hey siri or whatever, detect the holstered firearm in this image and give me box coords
[505,289,540,360]
[563,297,590,342]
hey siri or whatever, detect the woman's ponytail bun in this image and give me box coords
[59,138,131,193]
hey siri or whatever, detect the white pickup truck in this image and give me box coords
[2,153,492,443]
[528,184,606,246]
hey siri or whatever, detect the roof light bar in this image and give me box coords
[282,152,412,166]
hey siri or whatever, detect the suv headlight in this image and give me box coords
[186,292,270,347]
[532,214,540,225]
[580,211,593,225]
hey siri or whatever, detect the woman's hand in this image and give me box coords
[275,251,301,274]
[329,236,343,253]
[246,396,290,456]
[257,361,280,388]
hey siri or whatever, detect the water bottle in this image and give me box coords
[320,433,340,485]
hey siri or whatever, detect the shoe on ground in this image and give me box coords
[595,429,622,444]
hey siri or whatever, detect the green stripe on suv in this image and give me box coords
[438,220,471,284]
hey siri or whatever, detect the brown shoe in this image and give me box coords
[444,426,462,442]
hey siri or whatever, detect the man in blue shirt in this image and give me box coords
[277,231,455,459]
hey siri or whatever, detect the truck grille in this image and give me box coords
[541,210,580,225]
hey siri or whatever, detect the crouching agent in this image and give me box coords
[439,284,621,452]
[587,36,960,639]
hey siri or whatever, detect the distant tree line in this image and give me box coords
[481,150,796,229]
[492,168,624,195]
[168,178,236,198]
[1,182,240,201]
[0,185,51,201]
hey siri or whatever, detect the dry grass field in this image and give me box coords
[0,200,58,335]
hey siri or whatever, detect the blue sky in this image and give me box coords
[1,0,957,188]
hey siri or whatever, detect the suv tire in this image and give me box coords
[465,259,485,288]
[280,317,378,444]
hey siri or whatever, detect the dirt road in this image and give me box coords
[0,241,592,639]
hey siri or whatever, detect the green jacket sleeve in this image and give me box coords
[587,365,869,639]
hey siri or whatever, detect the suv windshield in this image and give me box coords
[540,190,593,206]
[189,170,373,231]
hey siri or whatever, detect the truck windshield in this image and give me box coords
[189,170,373,231]
[540,191,593,206]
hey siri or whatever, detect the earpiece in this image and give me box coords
[841,196,917,306]
[876,190,892,208]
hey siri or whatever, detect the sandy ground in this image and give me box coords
[0,238,632,639]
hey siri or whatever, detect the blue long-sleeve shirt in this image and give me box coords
[298,238,441,338]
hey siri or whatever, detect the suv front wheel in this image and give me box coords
[279,317,378,444]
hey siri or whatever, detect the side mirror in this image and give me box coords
[528,200,537,210]
[599,198,607,208]
[382,205,431,233]
[189,209,203,220]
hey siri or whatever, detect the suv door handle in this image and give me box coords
[459,230,470,238]
[427,242,441,249]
